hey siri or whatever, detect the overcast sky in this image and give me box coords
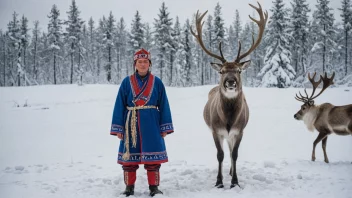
[0,0,342,32]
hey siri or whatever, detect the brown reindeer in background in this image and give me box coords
[191,3,268,188]
[294,72,352,163]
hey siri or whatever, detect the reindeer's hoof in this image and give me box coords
[324,159,329,163]
[215,181,224,188]
[311,157,316,162]
[230,183,241,189]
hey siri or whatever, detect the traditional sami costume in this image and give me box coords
[110,72,174,165]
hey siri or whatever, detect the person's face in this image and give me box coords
[135,58,150,75]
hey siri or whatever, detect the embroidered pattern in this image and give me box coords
[160,123,174,133]
[111,124,124,134]
[118,151,168,164]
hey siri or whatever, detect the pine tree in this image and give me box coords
[311,0,335,73]
[31,21,40,82]
[172,16,184,86]
[129,11,144,53]
[154,2,173,83]
[20,15,29,85]
[289,0,310,78]
[7,11,22,86]
[182,19,193,86]
[212,3,226,83]
[65,0,84,84]
[48,4,62,84]
[230,10,242,58]
[144,23,153,51]
[0,31,5,86]
[339,0,352,76]
[205,15,214,84]
[116,17,128,78]
[104,11,116,83]
[258,0,295,88]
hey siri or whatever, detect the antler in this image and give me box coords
[235,2,268,63]
[309,72,335,100]
[190,10,227,64]
[295,72,335,103]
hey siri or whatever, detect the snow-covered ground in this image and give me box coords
[0,85,351,198]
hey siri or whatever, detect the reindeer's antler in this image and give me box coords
[309,72,335,100]
[234,2,268,63]
[295,72,335,103]
[190,10,227,64]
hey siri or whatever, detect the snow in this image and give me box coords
[1,84,352,198]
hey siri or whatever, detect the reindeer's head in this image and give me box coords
[191,2,268,98]
[294,72,335,120]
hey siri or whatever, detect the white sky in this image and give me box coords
[0,0,342,32]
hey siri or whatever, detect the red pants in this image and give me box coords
[123,164,161,186]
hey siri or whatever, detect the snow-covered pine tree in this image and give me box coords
[170,17,182,86]
[85,17,96,82]
[172,16,185,86]
[311,0,336,73]
[65,0,84,84]
[0,30,5,86]
[205,15,214,84]
[7,11,23,86]
[258,0,295,88]
[96,17,106,82]
[339,0,352,76]
[143,23,153,52]
[30,21,40,83]
[48,4,63,84]
[116,17,128,81]
[104,11,116,83]
[212,3,226,83]
[240,22,253,86]
[231,10,242,59]
[289,0,310,79]
[154,2,173,84]
[129,11,144,54]
[182,19,194,86]
[20,15,29,85]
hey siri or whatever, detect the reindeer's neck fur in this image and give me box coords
[302,105,320,132]
[220,90,244,132]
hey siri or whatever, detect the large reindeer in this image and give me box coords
[191,3,268,188]
[294,72,352,163]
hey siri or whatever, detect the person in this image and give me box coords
[110,48,174,197]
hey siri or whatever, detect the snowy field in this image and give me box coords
[0,84,351,198]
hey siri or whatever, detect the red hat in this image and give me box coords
[134,48,151,61]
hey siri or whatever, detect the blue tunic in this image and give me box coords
[110,72,174,165]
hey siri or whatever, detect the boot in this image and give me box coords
[122,185,134,197]
[149,185,163,197]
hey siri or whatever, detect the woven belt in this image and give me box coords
[122,105,157,160]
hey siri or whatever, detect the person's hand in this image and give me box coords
[161,132,167,138]
[117,133,123,140]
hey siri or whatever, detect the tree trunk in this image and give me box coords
[345,30,348,76]
[54,51,56,84]
[70,42,74,84]
[323,25,326,73]
[107,46,111,82]
[3,39,6,86]
[33,33,38,81]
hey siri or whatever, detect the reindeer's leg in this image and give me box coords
[227,139,234,176]
[230,133,243,188]
[213,132,224,188]
[312,132,328,162]
[322,136,329,163]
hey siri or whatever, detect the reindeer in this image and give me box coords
[294,72,352,163]
[191,3,268,188]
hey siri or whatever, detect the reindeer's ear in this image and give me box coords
[210,63,222,71]
[240,60,251,70]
